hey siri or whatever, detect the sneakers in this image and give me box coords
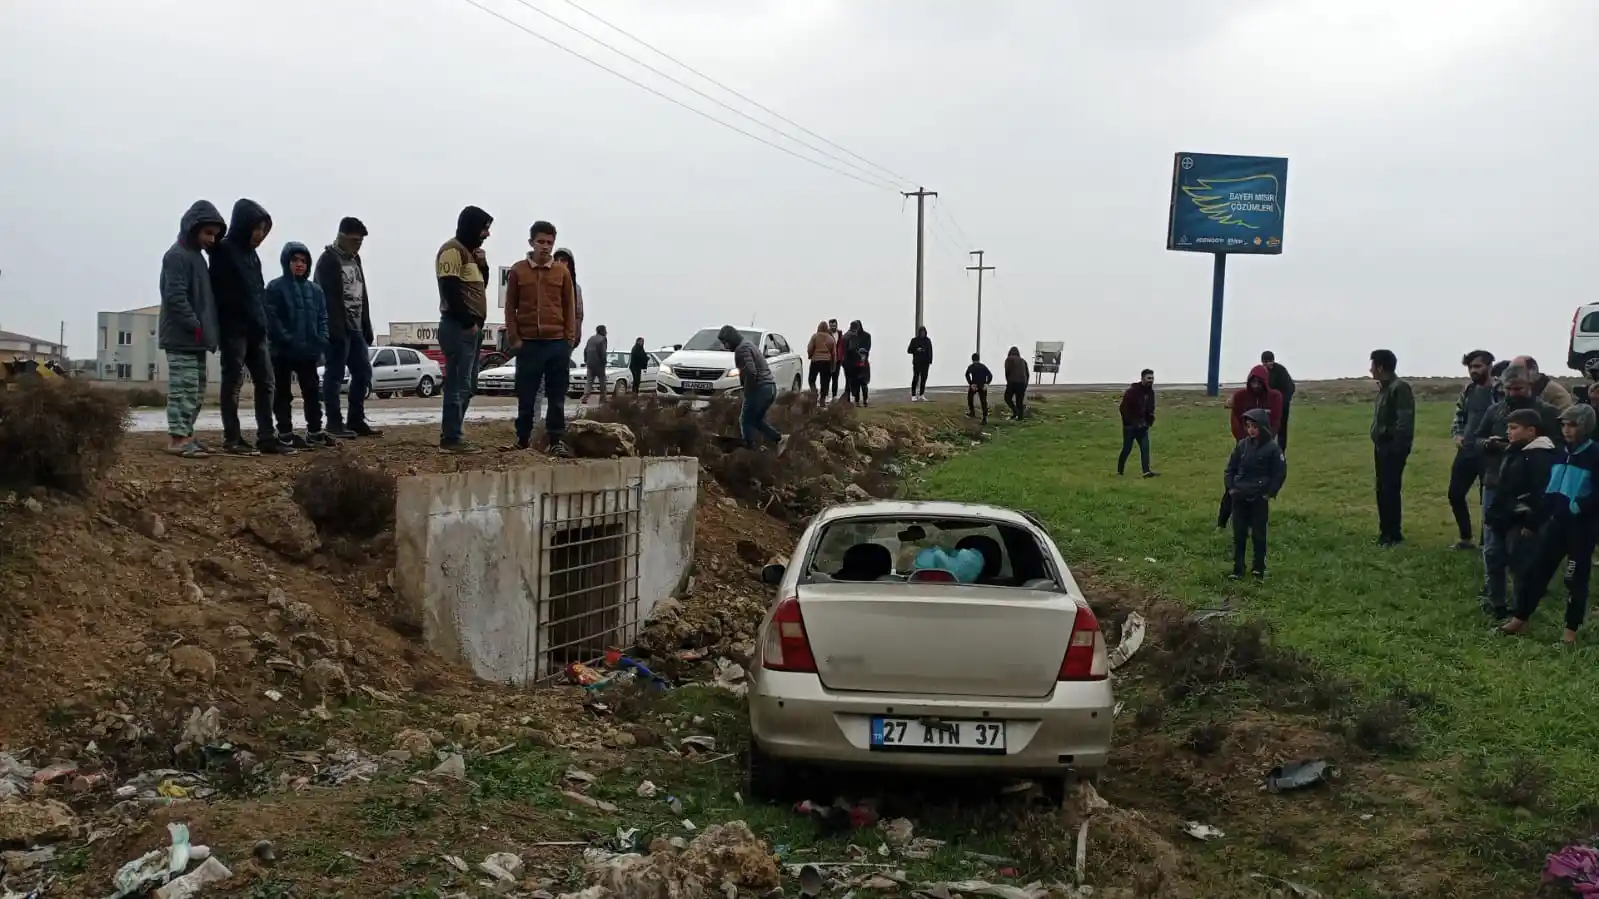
[438,440,483,455]
[307,431,339,448]
[278,433,313,450]
[350,423,385,438]
[501,439,531,452]
[548,439,573,459]
[1143,471,1161,478]
[1451,540,1476,551]
[326,426,357,440]
[223,440,260,457]
[258,438,298,456]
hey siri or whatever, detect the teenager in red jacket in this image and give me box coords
[1219,364,1285,526]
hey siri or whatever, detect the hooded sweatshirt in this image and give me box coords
[1486,435,1556,531]
[437,206,493,329]
[209,199,272,340]
[1544,403,1599,523]
[1230,365,1285,440]
[584,331,608,371]
[263,242,329,362]
[843,326,872,368]
[158,200,227,353]
[907,333,933,367]
[1224,408,1287,501]
[1450,378,1498,458]
[721,325,773,388]
[314,237,372,345]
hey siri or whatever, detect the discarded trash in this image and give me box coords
[1074,820,1089,885]
[252,840,276,865]
[565,768,598,787]
[320,749,381,786]
[680,736,717,754]
[1265,759,1338,793]
[109,822,192,899]
[1189,608,1234,623]
[636,781,658,799]
[881,818,914,849]
[1543,844,1599,892]
[1248,872,1324,898]
[563,790,619,814]
[930,881,1048,899]
[668,796,685,816]
[153,857,232,899]
[263,690,283,702]
[903,838,945,860]
[442,855,470,874]
[480,851,526,883]
[566,663,608,687]
[431,753,466,780]
[588,821,780,899]
[797,863,824,897]
[681,819,696,831]
[156,780,190,799]
[796,799,879,834]
[1112,701,1125,718]
[1182,821,1225,841]
[712,659,749,696]
[31,764,75,786]
[603,651,672,690]
[1108,612,1145,670]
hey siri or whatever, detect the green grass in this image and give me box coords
[919,393,1599,851]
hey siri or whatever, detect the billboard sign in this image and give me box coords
[497,265,513,308]
[1166,153,1288,255]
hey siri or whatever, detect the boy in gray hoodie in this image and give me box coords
[158,200,227,458]
[1224,407,1288,579]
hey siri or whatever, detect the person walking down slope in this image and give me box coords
[582,325,610,403]
[210,198,290,456]
[1260,351,1296,454]
[1119,368,1158,477]
[629,338,648,396]
[1447,349,1498,549]
[908,327,933,402]
[436,205,494,454]
[805,321,835,405]
[1219,364,1285,527]
[263,242,332,450]
[719,325,787,455]
[1003,347,1029,420]
[158,200,227,459]
[1500,403,1599,646]
[1225,408,1287,580]
[1370,348,1417,546]
[965,353,992,424]
[314,217,378,441]
[503,220,578,456]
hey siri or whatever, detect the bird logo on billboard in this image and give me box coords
[1179,174,1282,230]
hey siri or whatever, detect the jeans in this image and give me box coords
[514,339,572,444]
[220,335,276,445]
[911,363,929,396]
[1517,518,1598,630]
[165,350,207,438]
[1375,444,1411,542]
[967,386,989,420]
[1483,515,1532,608]
[1447,449,1483,542]
[740,380,782,449]
[1118,426,1151,474]
[827,361,842,398]
[438,317,484,444]
[1004,383,1027,418]
[323,330,371,430]
[1278,401,1292,454]
[808,360,832,393]
[584,365,607,399]
[272,355,324,435]
[1231,495,1270,573]
[1479,487,1498,592]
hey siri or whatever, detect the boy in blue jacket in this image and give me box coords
[264,242,335,449]
[1225,408,1287,580]
[1501,403,1599,645]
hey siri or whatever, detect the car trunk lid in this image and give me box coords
[796,582,1073,698]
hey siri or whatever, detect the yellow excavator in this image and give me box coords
[0,358,64,390]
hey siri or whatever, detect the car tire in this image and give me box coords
[1581,353,1599,376]
[746,739,797,802]
[375,390,392,400]
[791,374,802,394]
[613,378,627,396]
[417,376,437,398]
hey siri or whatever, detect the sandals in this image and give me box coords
[164,442,209,459]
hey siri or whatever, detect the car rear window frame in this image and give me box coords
[795,513,1066,591]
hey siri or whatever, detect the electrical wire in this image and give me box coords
[454,0,897,192]
[498,0,903,191]
[555,0,920,190]
[932,197,977,252]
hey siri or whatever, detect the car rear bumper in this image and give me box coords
[749,669,1114,775]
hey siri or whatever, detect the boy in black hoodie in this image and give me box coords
[906,327,933,402]
[1482,407,1556,618]
[210,199,292,455]
[1224,407,1287,580]
[964,353,992,423]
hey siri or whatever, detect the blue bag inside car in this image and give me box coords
[911,546,984,583]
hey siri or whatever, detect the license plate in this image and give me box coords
[870,717,1006,754]
[682,381,714,390]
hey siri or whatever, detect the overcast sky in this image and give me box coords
[2,0,1594,386]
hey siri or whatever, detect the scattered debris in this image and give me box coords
[588,820,780,899]
[1265,759,1338,793]
[480,851,526,884]
[1248,872,1324,897]
[153,857,231,899]
[1543,844,1599,893]
[1189,608,1233,623]
[881,818,914,849]
[1182,821,1226,841]
[1108,611,1145,670]
[0,799,78,847]
[563,791,620,814]
[711,659,748,696]
[109,823,192,898]
[636,781,659,799]
[797,863,824,898]
[927,880,1048,899]
[680,736,717,755]
[565,767,599,787]
[431,753,466,780]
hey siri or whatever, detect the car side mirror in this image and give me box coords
[764,347,780,358]
[761,563,786,585]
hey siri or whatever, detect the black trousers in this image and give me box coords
[1446,449,1483,542]
[911,363,930,396]
[221,335,276,445]
[1516,518,1598,630]
[1118,426,1151,474]
[808,360,832,393]
[846,367,868,404]
[1231,495,1270,573]
[1375,444,1411,542]
[967,386,989,419]
[827,362,841,397]
[1278,401,1292,453]
[629,366,643,394]
[272,355,323,435]
[1004,383,1027,419]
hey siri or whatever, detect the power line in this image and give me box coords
[499,0,902,191]
[556,0,919,189]
[454,0,896,192]
[932,197,976,251]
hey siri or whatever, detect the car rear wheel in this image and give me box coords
[612,378,627,396]
[746,739,798,802]
[375,390,392,400]
[417,376,437,398]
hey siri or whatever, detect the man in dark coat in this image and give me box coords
[1260,351,1296,453]
[1118,368,1158,477]
[209,199,290,455]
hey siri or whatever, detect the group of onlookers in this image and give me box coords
[804,319,875,406]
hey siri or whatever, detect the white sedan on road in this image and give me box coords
[747,500,1114,801]
[656,327,804,399]
[317,347,442,399]
[476,351,670,397]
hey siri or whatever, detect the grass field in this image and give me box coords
[920,391,1599,864]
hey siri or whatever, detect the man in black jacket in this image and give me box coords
[907,327,932,402]
[964,353,992,423]
[210,199,291,456]
[314,217,380,440]
[1260,351,1296,453]
[629,338,649,395]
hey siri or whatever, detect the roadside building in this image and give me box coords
[95,305,222,384]
[0,327,66,364]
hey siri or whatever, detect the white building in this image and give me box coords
[95,305,222,384]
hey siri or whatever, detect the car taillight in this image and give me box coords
[1059,605,1109,681]
[763,596,817,673]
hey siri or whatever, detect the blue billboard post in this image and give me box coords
[1166,152,1289,396]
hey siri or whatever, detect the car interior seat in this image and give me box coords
[835,543,894,582]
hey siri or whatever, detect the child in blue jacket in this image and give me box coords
[263,242,335,448]
[1224,408,1288,580]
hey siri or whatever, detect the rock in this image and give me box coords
[451,713,482,737]
[857,426,892,453]
[0,799,77,847]
[622,724,661,747]
[431,753,466,779]
[223,625,251,640]
[265,587,289,609]
[283,602,316,627]
[516,728,556,748]
[604,731,637,749]
[302,659,350,698]
[248,497,322,560]
[843,484,871,502]
[168,645,218,682]
[565,420,638,458]
[735,540,767,566]
[21,497,43,514]
[394,728,434,756]
[134,510,166,540]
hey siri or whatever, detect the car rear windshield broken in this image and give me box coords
[804,517,1058,588]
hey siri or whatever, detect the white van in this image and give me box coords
[1569,303,1599,372]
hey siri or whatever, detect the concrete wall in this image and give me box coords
[394,457,697,684]
[95,310,222,385]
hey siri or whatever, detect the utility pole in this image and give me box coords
[966,250,995,358]
[902,187,937,332]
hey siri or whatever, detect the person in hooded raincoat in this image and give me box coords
[1224,407,1287,579]
[158,200,227,458]
[263,242,332,449]
[210,198,290,455]
[1218,364,1284,527]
